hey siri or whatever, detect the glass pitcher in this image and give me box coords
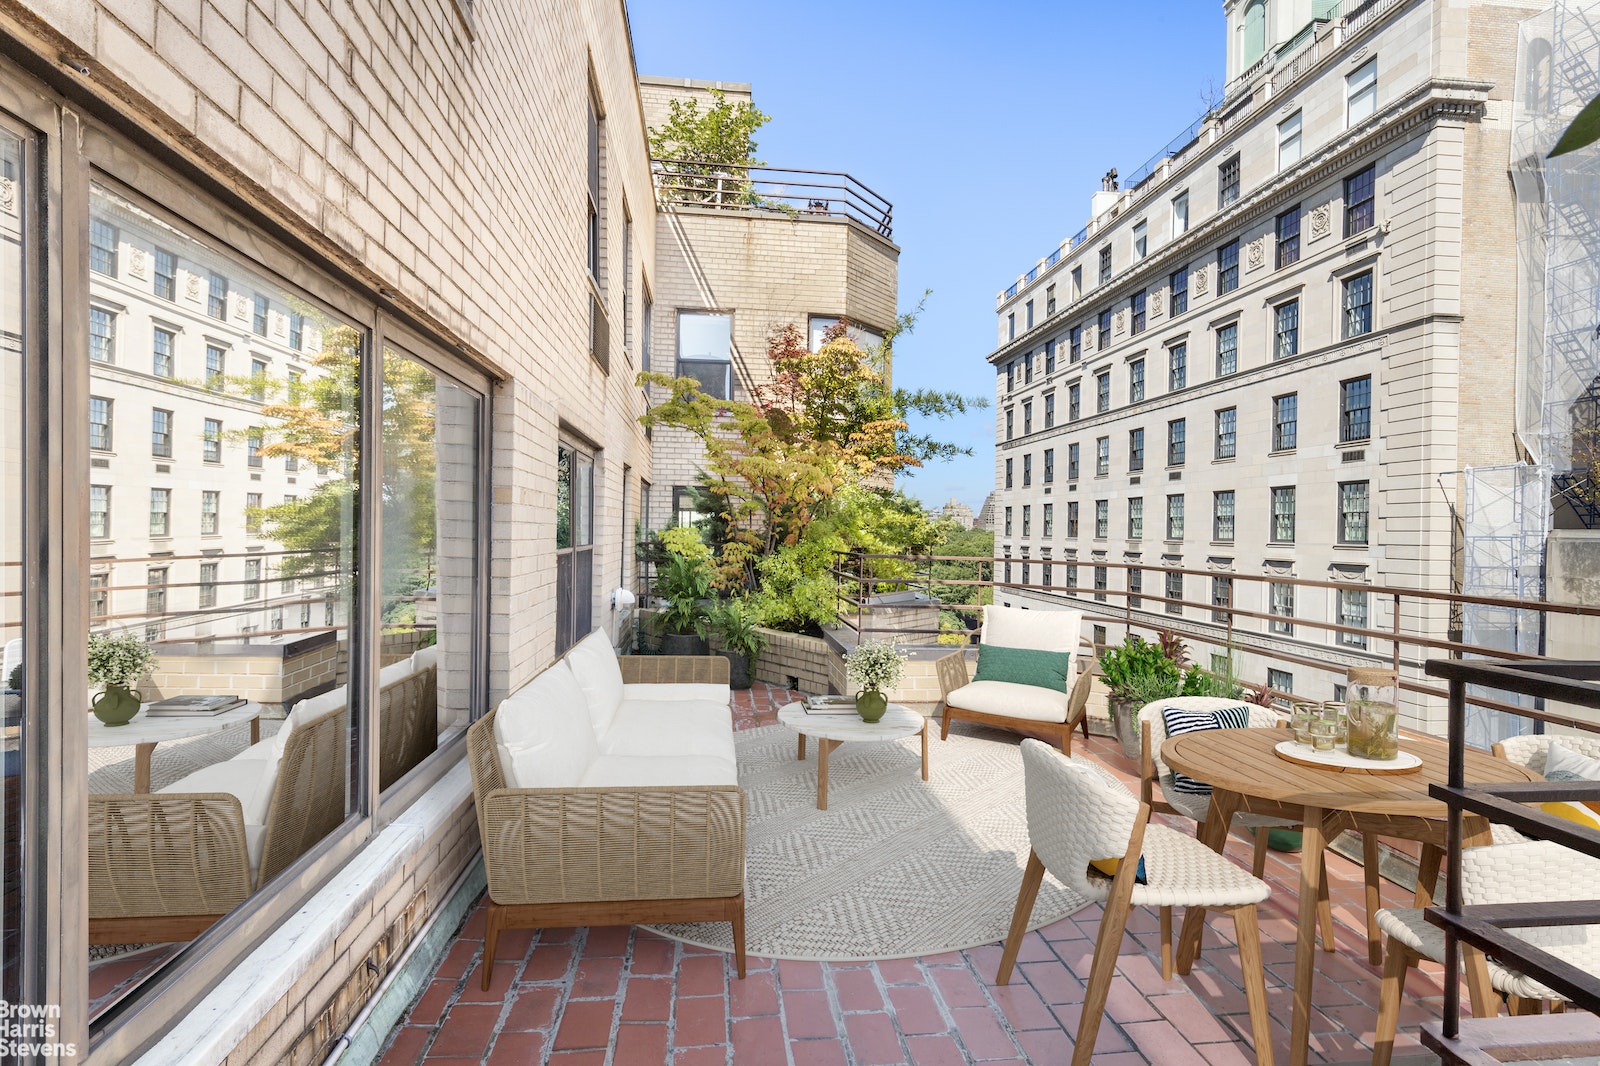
[1347,673,1399,760]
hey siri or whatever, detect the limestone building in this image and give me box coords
[986,0,1537,729]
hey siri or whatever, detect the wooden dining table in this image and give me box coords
[1162,728,1540,1066]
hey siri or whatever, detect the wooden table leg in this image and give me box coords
[134,742,156,793]
[250,716,261,745]
[1176,788,1242,974]
[797,733,807,761]
[921,719,929,781]
[1290,808,1328,1066]
[1414,843,1443,906]
[817,739,841,810]
[1459,816,1497,1017]
[1363,832,1384,965]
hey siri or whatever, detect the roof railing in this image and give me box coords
[651,159,893,239]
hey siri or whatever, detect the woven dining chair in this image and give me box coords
[1372,838,1600,1066]
[998,740,1275,1066]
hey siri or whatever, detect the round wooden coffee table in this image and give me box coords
[777,702,929,810]
[87,702,262,793]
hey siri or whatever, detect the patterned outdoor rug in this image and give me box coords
[644,721,1090,961]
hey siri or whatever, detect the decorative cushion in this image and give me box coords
[945,679,1072,724]
[980,605,1081,653]
[493,660,598,788]
[1544,741,1600,783]
[971,644,1073,692]
[1088,856,1148,883]
[1541,799,1600,830]
[603,698,736,762]
[564,628,626,741]
[1162,705,1252,795]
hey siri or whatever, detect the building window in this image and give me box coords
[1343,271,1373,337]
[1273,394,1298,451]
[1168,418,1187,465]
[153,327,175,378]
[1005,409,1014,441]
[1213,490,1235,541]
[1169,343,1187,390]
[677,311,733,400]
[1271,486,1296,542]
[1098,245,1112,285]
[1128,567,1143,608]
[1044,393,1056,428]
[89,396,113,451]
[151,408,173,458]
[1005,457,1013,489]
[252,293,269,336]
[245,492,262,535]
[1064,563,1078,589]
[1172,191,1189,236]
[1217,240,1239,294]
[1270,583,1295,636]
[90,217,118,275]
[1008,313,1015,341]
[1218,155,1241,208]
[1166,494,1184,539]
[201,490,220,535]
[1023,453,1033,487]
[1026,300,1034,329]
[90,486,110,539]
[1170,266,1188,316]
[1093,566,1108,602]
[1211,575,1233,623]
[1278,111,1302,169]
[1043,503,1054,537]
[1023,401,1033,434]
[1215,407,1237,459]
[1067,501,1080,538]
[146,567,168,642]
[1044,448,1055,483]
[244,558,262,600]
[1096,436,1110,477]
[1274,300,1300,359]
[1068,384,1081,421]
[149,487,171,537]
[1130,291,1146,335]
[1045,339,1056,375]
[1069,325,1082,362]
[154,247,177,299]
[203,417,222,463]
[1046,284,1057,316]
[247,429,263,468]
[1344,165,1376,237]
[1068,443,1081,480]
[208,271,228,319]
[89,306,115,363]
[1098,309,1112,349]
[1165,570,1184,615]
[1276,205,1301,268]
[1096,371,1111,413]
[1129,428,1145,471]
[642,289,654,371]
[89,572,109,627]
[1216,322,1238,376]
[1133,220,1148,260]
[1267,668,1294,696]
[1095,500,1109,538]
[1338,589,1369,648]
[289,312,304,350]
[1339,481,1370,544]
[205,344,225,389]
[251,357,268,400]
[1347,59,1378,126]
[1022,505,1032,537]
[1129,497,1144,539]
[1341,376,1372,442]
[1006,361,1014,392]
[1071,266,1083,300]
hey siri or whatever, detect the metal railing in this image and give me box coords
[651,159,893,238]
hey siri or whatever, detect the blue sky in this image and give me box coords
[630,1,1224,515]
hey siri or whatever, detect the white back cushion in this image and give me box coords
[494,659,597,787]
[564,628,626,741]
[981,604,1082,654]
[411,644,439,673]
[379,655,415,690]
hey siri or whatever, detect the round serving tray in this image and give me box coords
[1272,739,1422,775]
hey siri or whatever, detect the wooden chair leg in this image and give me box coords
[1316,852,1336,952]
[1072,882,1135,1066]
[482,901,504,992]
[997,850,1046,985]
[1363,833,1384,967]
[1229,904,1275,1066]
[1061,720,1072,757]
[1081,713,1091,742]
[1252,827,1269,879]
[1508,995,1542,1016]
[1463,945,1497,1019]
[1372,937,1416,1066]
[731,896,747,980]
[1159,906,1174,980]
[940,711,953,741]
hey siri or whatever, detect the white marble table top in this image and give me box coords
[87,701,262,749]
[777,701,924,743]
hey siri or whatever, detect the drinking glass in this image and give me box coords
[1309,719,1337,752]
[1290,703,1319,747]
[1322,701,1349,748]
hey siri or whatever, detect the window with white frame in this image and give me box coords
[1270,582,1295,635]
[1044,448,1054,483]
[1128,567,1143,608]
[151,408,173,458]
[1129,358,1145,401]
[1099,245,1112,285]
[1271,486,1296,542]
[1129,427,1145,471]
[89,396,112,451]
[1338,588,1369,648]
[153,327,175,378]
[1096,370,1110,413]
[1165,570,1183,615]
[1278,111,1302,169]
[203,417,221,463]
[1274,300,1299,359]
[201,490,220,535]
[1343,271,1373,337]
[1213,490,1235,541]
[1215,407,1237,459]
[89,217,118,275]
[678,311,733,400]
[149,487,171,537]
[1168,418,1186,465]
[1267,668,1294,695]
[1170,266,1188,316]
[1216,322,1238,375]
[1128,497,1144,539]
[1067,500,1080,537]
[1340,375,1372,442]
[1133,220,1147,259]
[1347,59,1378,126]
[1043,503,1054,537]
[1096,436,1110,477]
[89,306,115,363]
[1166,494,1184,539]
[1273,393,1298,451]
[1131,291,1146,335]
[1339,480,1370,544]
[90,486,110,540]
[1217,155,1240,208]
[1093,566,1107,602]
[1217,240,1240,293]
[1211,574,1233,622]
[1095,500,1109,538]
[1276,205,1301,268]
[1169,342,1187,390]
[1068,383,1081,420]
[1023,453,1032,486]
[1172,191,1189,236]
[1068,442,1080,480]
[1022,505,1031,537]
[1005,507,1013,537]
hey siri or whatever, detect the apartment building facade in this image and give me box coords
[987,0,1535,728]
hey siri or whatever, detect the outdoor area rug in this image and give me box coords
[644,720,1090,961]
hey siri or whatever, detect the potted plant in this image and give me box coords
[87,632,157,727]
[651,527,715,656]
[713,598,767,690]
[843,640,907,723]
[1098,635,1182,759]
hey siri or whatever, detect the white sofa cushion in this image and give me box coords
[565,628,626,741]
[603,698,737,762]
[379,656,415,690]
[946,679,1072,724]
[579,752,738,788]
[981,604,1082,654]
[411,644,439,673]
[621,682,732,705]
[494,659,597,787]
[159,760,271,877]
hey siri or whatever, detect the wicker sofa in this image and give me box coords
[466,629,745,989]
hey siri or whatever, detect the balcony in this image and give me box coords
[652,159,894,239]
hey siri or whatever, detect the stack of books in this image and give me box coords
[143,694,245,717]
[803,695,858,716]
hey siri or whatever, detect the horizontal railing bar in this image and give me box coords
[1422,909,1600,1015]
[651,160,892,209]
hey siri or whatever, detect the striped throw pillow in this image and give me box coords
[1162,705,1252,795]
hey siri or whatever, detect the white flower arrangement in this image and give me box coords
[87,632,157,688]
[845,640,907,693]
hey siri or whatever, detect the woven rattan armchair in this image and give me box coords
[88,703,348,945]
[466,654,746,990]
[379,664,438,790]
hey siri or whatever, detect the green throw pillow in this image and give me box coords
[971,644,1073,692]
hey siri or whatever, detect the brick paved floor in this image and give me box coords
[377,683,1447,1064]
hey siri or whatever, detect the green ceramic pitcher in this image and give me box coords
[91,683,142,727]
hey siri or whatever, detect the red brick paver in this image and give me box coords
[378,685,1446,1064]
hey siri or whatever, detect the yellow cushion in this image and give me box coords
[1541,800,1600,830]
[1088,856,1147,881]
